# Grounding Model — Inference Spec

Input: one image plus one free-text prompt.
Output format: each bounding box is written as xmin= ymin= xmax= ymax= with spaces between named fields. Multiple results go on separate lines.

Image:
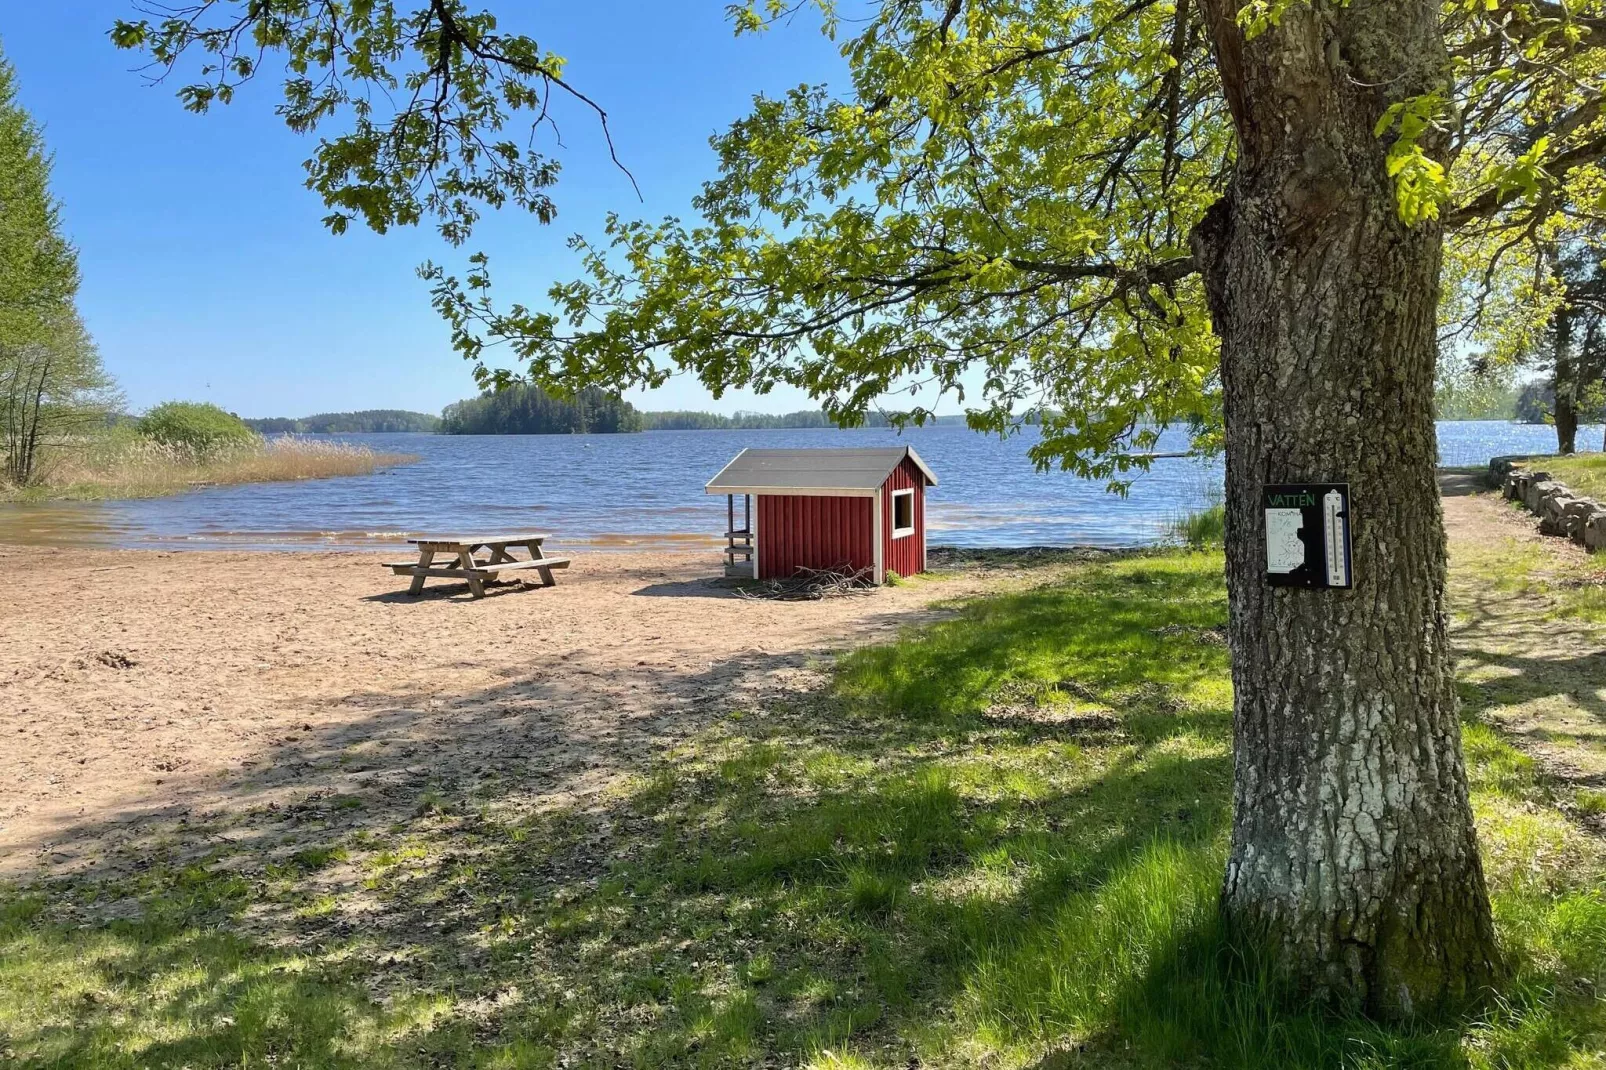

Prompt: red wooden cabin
xmin=705 ymin=447 xmax=938 ymax=584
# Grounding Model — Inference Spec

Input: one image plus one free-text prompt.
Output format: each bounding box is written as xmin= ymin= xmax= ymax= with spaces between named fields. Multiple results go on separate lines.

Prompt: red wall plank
xmin=757 ymin=494 xmax=874 ymax=580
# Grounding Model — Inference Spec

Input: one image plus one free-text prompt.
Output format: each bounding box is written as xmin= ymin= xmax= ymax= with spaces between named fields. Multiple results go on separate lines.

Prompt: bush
xmin=137 ymin=401 xmax=258 ymax=454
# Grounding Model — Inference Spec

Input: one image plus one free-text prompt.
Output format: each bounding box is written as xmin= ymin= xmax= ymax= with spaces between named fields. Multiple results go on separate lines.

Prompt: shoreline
xmin=0 ymin=538 xmax=1146 ymax=558
xmin=0 ymin=462 xmax=1520 ymax=555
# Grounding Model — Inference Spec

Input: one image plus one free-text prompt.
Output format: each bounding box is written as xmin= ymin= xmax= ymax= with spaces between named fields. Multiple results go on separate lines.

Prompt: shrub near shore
xmin=136 ymin=400 xmax=260 ymax=453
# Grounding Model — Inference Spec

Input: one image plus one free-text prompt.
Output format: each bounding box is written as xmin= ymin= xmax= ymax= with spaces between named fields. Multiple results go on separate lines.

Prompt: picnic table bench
xmin=384 ymin=533 xmax=569 ymax=599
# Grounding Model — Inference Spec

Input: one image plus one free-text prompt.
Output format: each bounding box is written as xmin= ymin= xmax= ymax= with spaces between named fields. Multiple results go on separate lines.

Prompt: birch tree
xmin=0 ymin=314 xmax=119 ymax=486
xmin=0 ymin=42 xmax=91 ymax=487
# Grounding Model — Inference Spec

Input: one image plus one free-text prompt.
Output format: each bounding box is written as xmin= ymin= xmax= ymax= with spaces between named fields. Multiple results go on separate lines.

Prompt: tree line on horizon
xmin=241 ymin=409 xmax=442 ymax=434
xmin=432 ymin=382 xmax=975 ymax=434
xmin=129 ymin=389 xmax=986 ymax=438
xmin=254 ymin=378 xmax=1550 ymax=434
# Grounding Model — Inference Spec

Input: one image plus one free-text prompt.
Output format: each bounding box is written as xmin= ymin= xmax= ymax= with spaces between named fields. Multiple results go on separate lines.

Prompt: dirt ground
xmin=0 ymin=545 xmax=1057 ymax=880
xmin=1442 ymin=481 xmax=1606 ymax=800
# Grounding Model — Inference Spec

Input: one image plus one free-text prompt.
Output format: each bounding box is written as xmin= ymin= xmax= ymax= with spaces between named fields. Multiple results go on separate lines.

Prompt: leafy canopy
xmin=111 ymin=1 xmax=633 ymax=243
xmin=138 ymin=401 xmax=259 ymax=454
xmin=114 ymin=1 xmax=1606 ymax=480
xmin=0 ymin=46 xmax=77 ymax=344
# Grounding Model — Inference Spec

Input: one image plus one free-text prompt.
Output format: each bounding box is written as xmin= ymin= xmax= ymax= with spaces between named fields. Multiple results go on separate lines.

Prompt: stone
xmin=1565 ymin=499 xmax=1599 ymax=545
xmin=1539 ymin=491 xmax=1577 ymax=536
xmin=1526 ymin=478 xmax=1560 ymax=514
xmin=1515 ymin=470 xmax=1551 ymax=509
xmin=1504 ymin=470 xmax=1527 ymax=500
xmin=1490 ymin=455 xmax=1538 ymax=480
xmin=1587 ymin=510 xmax=1606 ymax=552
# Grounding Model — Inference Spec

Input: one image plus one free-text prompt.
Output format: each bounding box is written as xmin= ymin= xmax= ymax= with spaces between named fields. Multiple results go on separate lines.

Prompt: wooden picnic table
xmin=384 ymin=533 xmax=570 ymax=599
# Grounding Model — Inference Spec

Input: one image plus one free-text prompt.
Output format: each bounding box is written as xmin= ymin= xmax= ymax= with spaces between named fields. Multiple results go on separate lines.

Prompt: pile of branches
xmin=735 ymin=564 xmax=876 ymax=601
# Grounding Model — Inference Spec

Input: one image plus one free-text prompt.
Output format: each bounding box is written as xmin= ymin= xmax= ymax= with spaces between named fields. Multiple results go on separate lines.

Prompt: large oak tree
xmin=116 ymin=0 xmax=1606 ymax=1015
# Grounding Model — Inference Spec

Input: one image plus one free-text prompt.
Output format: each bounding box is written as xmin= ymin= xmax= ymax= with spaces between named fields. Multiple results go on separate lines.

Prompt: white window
xmin=891 ymin=488 xmax=915 ymax=538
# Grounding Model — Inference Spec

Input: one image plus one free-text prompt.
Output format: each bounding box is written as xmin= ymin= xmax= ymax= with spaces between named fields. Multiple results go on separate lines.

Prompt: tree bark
xmin=1192 ymin=0 xmax=1500 ymax=1017
xmin=1553 ymin=305 xmax=1578 ymax=455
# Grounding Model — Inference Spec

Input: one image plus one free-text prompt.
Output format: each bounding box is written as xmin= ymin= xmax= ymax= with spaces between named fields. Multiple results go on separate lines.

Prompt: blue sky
xmin=2 ymin=3 xmax=868 ymax=418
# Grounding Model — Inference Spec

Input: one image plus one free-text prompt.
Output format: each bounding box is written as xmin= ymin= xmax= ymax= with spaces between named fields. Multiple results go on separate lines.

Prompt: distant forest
xmin=1514 ymin=381 xmax=1606 ymax=425
xmin=247 ymin=386 xmax=978 ymax=436
xmin=244 ymin=409 xmax=441 ymax=433
xmin=438 ymin=382 xmax=972 ymax=434
xmin=440 ymin=385 xmax=642 ymax=434
xmin=641 ymin=409 xmax=970 ymax=431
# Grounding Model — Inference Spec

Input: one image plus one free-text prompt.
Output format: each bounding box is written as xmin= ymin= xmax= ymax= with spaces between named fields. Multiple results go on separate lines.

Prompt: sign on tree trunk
xmin=1263 ymin=483 xmax=1352 ymax=589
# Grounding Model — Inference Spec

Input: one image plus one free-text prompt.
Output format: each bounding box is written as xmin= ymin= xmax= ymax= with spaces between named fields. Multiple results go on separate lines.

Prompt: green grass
xmin=1535 ymin=454 xmax=1606 ymax=501
xmin=1453 ymin=524 xmax=1606 ymax=624
xmin=5 ymin=549 xmax=1606 ymax=1067
xmin=1166 ymin=502 xmax=1225 ymax=548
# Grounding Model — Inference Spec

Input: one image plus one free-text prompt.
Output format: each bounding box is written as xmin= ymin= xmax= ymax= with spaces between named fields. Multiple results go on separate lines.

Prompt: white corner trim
xmin=752 ymin=494 xmax=760 ymax=580
xmin=919 ymin=488 xmax=927 ymax=573
xmin=872 ymin=490 xmax=884 ymax=585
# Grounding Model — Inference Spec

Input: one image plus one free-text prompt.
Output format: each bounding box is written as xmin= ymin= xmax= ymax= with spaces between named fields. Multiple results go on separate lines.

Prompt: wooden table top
xmin=408 ymin=533 xmax=551 ymax=547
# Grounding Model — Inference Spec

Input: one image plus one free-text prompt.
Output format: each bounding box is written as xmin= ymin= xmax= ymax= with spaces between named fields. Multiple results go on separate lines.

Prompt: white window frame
xmin=890 ymin=488 xmax=916 ymax=539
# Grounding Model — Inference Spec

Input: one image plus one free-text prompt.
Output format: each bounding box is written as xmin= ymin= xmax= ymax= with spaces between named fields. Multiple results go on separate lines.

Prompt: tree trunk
xmin=1553 ymin=305 xmax=1577 ymax=455
xmin=1193 ymin=0 xmax=1500 ymax=1017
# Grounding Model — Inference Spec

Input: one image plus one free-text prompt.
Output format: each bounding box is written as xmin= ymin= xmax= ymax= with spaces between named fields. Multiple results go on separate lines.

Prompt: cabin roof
xmin=704 ymin=446 xmax=937 ymax=496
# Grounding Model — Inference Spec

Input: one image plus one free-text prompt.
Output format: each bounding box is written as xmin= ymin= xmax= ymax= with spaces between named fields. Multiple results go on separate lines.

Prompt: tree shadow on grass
xmin=0 ymin=551 xmax=1243 ymax=1067
xmin=1455 ymin=646 xmax=1606 ymax=721
xmin=1 ymin=699 xmax=1235 ymax=1067
xmin=1445 ymin=552 xmax=1606 ymax=733
xmin=19 ymin=548 xmax=1591 ymax=1068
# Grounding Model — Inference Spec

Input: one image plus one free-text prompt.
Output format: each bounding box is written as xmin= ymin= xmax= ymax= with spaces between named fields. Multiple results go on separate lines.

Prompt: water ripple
xmin=0 ymin=422 xmax=1588 ymax=552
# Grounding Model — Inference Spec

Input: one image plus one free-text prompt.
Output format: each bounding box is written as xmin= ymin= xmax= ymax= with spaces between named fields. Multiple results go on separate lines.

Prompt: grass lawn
xmin=1532 ymin=454 xmax=1606 ymax=502
xmin=5 ymin=544 xmax=1606 ymax=1067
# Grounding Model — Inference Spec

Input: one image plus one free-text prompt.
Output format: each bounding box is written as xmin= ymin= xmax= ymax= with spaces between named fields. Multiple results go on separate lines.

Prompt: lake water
xmin=0 ymin=421 xmax=1595 ymax=552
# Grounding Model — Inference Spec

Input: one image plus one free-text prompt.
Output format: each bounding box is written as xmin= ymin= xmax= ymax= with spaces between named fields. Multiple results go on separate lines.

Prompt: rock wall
xmin=1490 ymin=456 xmax=1606 ymax=551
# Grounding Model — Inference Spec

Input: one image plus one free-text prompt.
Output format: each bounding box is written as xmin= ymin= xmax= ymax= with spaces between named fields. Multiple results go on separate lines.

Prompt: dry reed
xmin=6 ymin=435 xmax=416 ymax=501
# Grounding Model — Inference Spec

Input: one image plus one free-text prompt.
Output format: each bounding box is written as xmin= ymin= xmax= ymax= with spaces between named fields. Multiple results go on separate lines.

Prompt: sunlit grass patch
xmin=1537 ymin=454 xmax=1606 ymax=501
xmin=1553 ymin=574 xmax=1606 ymax=624
xmin=834 ymin=550 xmax=1231 ymax=723
xmin=0 ymin=896 xmax=405 ymax=1069
xmin=1464 ymin=722 xmax=1543 ymax=798
xmin=1451 ymin=536 xmax=1553 ymax=596
xmin=1449 ymin=521 xmax=1606 ymax=624
xmin=7 ymin=546 xmax=1606 ymax=1066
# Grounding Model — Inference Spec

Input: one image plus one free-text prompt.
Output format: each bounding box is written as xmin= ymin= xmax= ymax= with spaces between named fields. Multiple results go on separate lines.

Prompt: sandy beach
xmin=0 ymin=544 xmax=1025 ymax=880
